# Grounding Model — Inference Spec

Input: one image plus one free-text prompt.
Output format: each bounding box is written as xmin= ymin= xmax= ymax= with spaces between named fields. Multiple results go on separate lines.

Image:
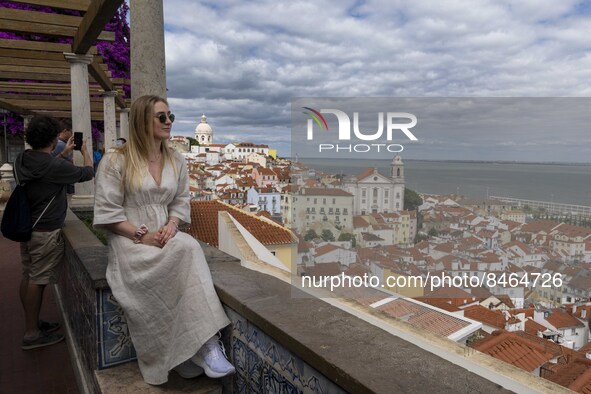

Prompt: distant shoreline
xmin=291 ymin=158 xmax=591 ymax=166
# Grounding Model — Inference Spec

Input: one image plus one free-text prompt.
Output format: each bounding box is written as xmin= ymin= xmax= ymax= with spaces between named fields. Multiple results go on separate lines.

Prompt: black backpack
xmin=1 ymin=161 xmax=55 ymax=242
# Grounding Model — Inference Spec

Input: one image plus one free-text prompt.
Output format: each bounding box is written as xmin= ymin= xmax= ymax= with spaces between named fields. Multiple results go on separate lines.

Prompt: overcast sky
xmin=161 ymin=0 xmax=591 ymax=162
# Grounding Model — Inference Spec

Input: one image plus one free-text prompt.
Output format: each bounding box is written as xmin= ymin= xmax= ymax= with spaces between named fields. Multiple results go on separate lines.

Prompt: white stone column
xmin=130 ymin=0 xmax=167 ymax=100
xmin=101 ymin=91 xmax=118 ymax=151
xmin=64 ymin=53 xmax=94 ymax=197
xmin=119 ymin=108 xmax=130 ymax=141
xmin=23 ymin=115 xmax=33 ymax=150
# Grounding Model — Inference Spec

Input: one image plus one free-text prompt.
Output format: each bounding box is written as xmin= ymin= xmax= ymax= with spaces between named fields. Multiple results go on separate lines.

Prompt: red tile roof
xmin=546 ymin=309 xmax=585 ymax=329
xmin=376 ymin=298 xmax=471 ymax=337
xmin=344 ymin=264 xmax=371 ymax=277
xmin=304 ymin=262 xmax=342 ymax=277
xmin=463 ymin=305 xmax=506 ymax=329
xmin=544 ymin=357 xmax=591 ymax=393
xmin=356 ymin=167 xmax=376 ymax=180
xmin=474 ymin=331 xmax=555 ymax=372
xmin=188 ymin=200 xmax=295 ymax=247
xmin=353 ymin=216 xmax=370 ymax=229
xmin=314 ymin=243 xmax=342 ymax=257
xmin=524 ymin=319 xmax=548 ymax=336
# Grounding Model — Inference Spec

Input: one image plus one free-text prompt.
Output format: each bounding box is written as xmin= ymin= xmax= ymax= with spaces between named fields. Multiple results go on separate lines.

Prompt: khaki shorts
xmin=20 ymin=229 xmax=64 ymax=285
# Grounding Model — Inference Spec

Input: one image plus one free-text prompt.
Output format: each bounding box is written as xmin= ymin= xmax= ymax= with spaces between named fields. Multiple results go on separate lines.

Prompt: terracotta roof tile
xmin=304 ymin=262 xmax=342 ymax=277
xmin=353 ymin=216 xmax=370 ymax=229
xmin=463 ymin=305 xmax=506 ymax=329
xmin=314 ymin=243 xmax=342 ymax=257
xmin=544 ymin=357 xmax=591 ymax=392
xmin=356 ymin=167 xmax=376 ymax=180
xmin=344 ymin=264 xmax=371 ymax=277
xmin=188 ymin=200 xmax=295 ymax=247
xmin=520 ymin=220 xmax=562 ymax=234
xmin=474 ymin=331 xmax=555 ymax=372
xmin=546 ymin=309 xmax=585 ymax=329
xmin=524 ymin=319 xmax=548 ymax=336
xmin=376 ymin=298 xmax=470 ymax=337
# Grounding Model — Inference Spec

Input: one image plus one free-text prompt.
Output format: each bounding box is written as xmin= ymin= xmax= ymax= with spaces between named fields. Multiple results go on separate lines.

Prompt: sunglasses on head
xmin=154 ymin=112 xmax=175 ymax=124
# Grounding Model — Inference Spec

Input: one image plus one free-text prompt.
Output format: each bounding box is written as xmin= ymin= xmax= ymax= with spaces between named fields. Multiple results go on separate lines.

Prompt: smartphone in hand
xmin=74 ymin=132 xmax=83 ymax=150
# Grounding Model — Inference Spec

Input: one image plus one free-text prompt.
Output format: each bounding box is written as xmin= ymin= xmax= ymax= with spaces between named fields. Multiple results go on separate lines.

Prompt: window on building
xmin=396 ymin=192 xmax=400 ymax=199
xmin=314 ymin=198 xmax=317 ymax=204
xmin=385 ymin=190 xmax=389 ymax=198
xmin=373 ymin=188 xmax=378 ymax=198
xmin=362 ymin=189 xmax=366 ymax=197
xmin=332 ymin=198 xmax=336 ymax=204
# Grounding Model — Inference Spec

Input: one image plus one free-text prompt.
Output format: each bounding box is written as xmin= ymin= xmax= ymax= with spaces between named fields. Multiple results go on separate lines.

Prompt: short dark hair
xmin=59 ymin=118 xmax=72 ymax=131
xmin=25 ymin=116 xmax=61 ymax=149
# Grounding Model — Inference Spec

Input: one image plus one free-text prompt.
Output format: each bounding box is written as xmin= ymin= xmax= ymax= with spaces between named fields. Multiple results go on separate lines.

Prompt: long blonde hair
xmin=117 ymin=95 xmax=177 ymax=192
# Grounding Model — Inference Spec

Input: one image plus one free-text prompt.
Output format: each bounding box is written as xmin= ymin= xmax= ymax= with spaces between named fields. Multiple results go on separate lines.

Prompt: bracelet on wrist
xmin=168 ymin=219 xmax=179 ymax=232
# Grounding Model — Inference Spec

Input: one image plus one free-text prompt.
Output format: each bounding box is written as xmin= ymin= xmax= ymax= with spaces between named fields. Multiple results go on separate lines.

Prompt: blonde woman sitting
xmin=94 ymin=95 xmax=235 ymax=385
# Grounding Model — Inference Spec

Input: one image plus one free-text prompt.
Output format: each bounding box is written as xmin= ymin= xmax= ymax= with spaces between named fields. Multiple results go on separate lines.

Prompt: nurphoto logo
xmin=303 ymin=107 xmax=418 ymax=154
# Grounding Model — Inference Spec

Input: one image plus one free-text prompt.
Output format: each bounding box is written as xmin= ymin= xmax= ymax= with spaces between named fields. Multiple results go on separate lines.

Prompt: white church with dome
xmin=195 ymin=114 xmax=213 ymax=146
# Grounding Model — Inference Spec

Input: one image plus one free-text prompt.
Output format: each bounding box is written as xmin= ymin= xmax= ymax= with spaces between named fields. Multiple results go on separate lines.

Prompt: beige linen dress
xmin=93 ymin=150 xmax=230 ymax=385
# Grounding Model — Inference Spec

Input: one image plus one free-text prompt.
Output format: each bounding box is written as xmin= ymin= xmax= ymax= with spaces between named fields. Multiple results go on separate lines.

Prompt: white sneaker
xmin=173 ymin=359 xmax=204 ymax=379
xmin=191 ymin=334 xmax=236 ymax=378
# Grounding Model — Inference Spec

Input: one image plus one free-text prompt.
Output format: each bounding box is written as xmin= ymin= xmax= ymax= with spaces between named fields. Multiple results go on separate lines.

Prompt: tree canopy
xmin=404 ymin=188 xmax=423 ymax=211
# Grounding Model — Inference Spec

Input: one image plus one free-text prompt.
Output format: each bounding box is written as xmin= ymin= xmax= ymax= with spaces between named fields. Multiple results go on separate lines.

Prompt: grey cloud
xmin=161 ymin=0 xmax=591 ymax=161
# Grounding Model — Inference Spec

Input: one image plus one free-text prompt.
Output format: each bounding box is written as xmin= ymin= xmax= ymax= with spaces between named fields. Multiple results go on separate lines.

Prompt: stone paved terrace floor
xmin=0 ymin=233 xmax=79 ymax=394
